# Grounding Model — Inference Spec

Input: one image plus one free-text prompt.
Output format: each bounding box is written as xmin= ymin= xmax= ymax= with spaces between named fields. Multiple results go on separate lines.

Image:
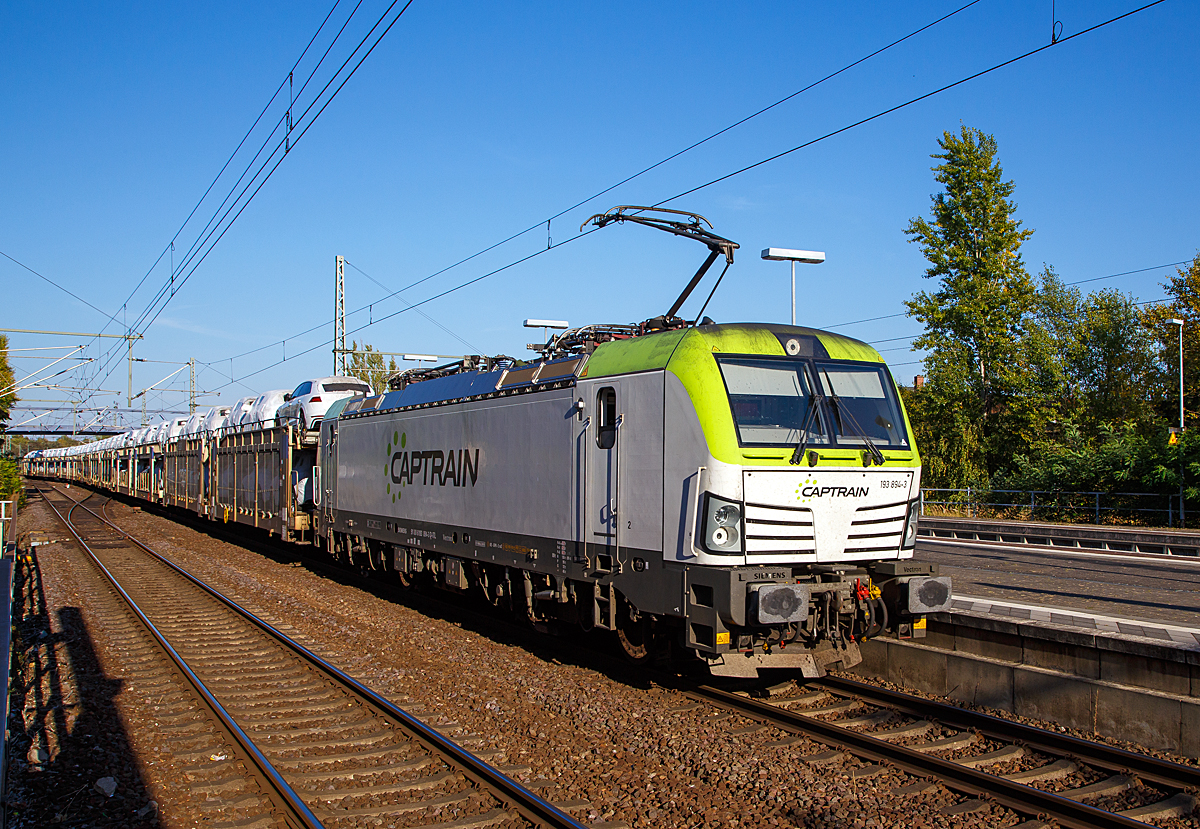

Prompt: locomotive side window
xmin=597 ymin=387 xmax=617 ymax=449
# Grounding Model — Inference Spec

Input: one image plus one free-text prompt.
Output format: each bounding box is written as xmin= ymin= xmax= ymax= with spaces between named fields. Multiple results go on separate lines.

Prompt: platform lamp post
xmin=761 ymin=249 xmax=825 ymax=325
xmin=1169 ymin=318 xmax=1185 ymax=527
xmin=524 ymin=319 xmax=569 ymax=354
xmin=402 ymin=354 xmax=439 ymax=368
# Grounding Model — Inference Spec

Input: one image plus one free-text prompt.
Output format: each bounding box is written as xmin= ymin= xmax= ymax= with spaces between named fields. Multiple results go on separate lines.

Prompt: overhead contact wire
xmin=652 ymin=1 xmax=1169 ymax=208
xmin=76 ymin=0 xmax=413 ymax=406
xmin=211 ymin=1 xmax=989 ymax=367
xmin=70 ymin=0 xmax=355 ymax=405
xmin=135 ymin=0 xmax=415 ymax=338
xmin=86 ymin=1 xmax=1173 ymax=412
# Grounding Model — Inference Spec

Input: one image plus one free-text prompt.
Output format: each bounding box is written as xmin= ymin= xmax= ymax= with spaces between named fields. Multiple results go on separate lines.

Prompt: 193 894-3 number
xmin=880 ymin=479 xmax=908 ymax=489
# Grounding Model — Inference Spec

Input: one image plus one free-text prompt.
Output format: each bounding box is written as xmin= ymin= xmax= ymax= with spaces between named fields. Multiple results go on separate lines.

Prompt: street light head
xmin=761 ymin=247 xmax=825 ymax=264
xmin=523 ymin=319 xmax=569 ymax=329
xmin=1168 ymin=318 xmax=1185 ymax=326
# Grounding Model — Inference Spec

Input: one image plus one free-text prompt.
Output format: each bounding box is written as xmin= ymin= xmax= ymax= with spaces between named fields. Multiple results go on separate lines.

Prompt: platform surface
xmin=949 ymin=593 xmax=1200 ymax=649
xmin=917 ymin=537 xmax=1200 ymax=629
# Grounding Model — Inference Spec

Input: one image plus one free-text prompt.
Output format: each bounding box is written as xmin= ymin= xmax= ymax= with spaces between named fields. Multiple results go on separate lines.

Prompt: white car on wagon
xmin=276 ymin=376 xmax=371 ymax=434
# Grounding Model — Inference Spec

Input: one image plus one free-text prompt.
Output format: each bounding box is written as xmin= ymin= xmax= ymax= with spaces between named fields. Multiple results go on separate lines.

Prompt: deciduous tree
xmin=1144 ymin=252 xmax=1200 ymax=428
xmin=0 ymin=334 xmax=15 ymax=427
xmin=347 ymin=341 xmax=397 ymax=395
xmin=904 ymin=126 xmax=1036 ymax=481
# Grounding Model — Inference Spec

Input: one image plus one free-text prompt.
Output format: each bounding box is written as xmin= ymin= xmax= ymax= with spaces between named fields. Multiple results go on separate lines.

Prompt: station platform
xmin=916 ymin=534 xmax=1200 ymax=627
xmin=857 ymin=533 xmax=1200 ymax=758
xmin=948 ymin=593 xmax=1200 ymax=648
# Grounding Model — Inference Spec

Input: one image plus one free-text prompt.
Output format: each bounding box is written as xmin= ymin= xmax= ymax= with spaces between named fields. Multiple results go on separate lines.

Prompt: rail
xmin=40 ymin=484 xmax=324 ymax=829
xmin=38 ymin=482 xmax=586 ymax=829
xmin=684 ymin=677 xmax=1198 ymax=829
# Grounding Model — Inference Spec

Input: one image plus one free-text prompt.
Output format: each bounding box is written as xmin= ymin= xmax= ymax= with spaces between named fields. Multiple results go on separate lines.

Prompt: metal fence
xmin=920 ymin=488 xmax=1189 ymax=529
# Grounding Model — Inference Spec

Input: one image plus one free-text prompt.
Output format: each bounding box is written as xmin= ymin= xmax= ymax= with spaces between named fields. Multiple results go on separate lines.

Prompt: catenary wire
xmin=131 ymin=0 xmax=415 ymax=339
xmin=202 ymin=0 xmax=1169 ymax=396
xmin=115 ymin=0 xmax=349 ymax=323
xmin=249 ymin=0 xmax=1172 ymax=370
xmin=78 ymin=0 xmax=377 ymax=393
xmin=127 ymin=0 xmax=379 ymax=336
xmin=55 ymin=0 xmax=357 ymax=417
xmin=0 ymin=249 xmax=123 ymax=326
xmin=211 ymin=1 xmax=987 ymax=367
xmin=206 ymin=229 xmax=601 ymax=392
xmin=76 ymin=0 xmax=414 ymax=406
xmin=826 ymin=257 xmax=1188 ymax=330
xmin=63 ymin=0 xmax=359 ymax=407
xmin=58 ymin=1 xmax=1174 ymax=420
xmin=649 ymin=1 xmax=1168 ymax=208
xmin=148 ymin=0 xmax=368 ymax=304
xmin=344 ymin=260 xmax=484 ymax=354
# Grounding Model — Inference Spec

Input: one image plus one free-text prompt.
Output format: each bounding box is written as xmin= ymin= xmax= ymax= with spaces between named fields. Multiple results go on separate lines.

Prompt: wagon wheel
xmin=616 ymin=592 xmax=653 ymax=663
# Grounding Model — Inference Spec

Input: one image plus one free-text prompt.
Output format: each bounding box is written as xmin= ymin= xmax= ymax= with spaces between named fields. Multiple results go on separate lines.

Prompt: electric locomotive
xmin=316 ymin=208 xmax=950 ymax=677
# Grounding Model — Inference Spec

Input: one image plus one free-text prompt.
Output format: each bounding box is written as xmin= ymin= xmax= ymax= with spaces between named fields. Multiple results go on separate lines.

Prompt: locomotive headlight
xmin=703 ymin=494 xmax=744 ymax=553
xmin=711 ymin=525 xmax=739 ymax=548
xmin=714 ymin=504 xmax=741 ymax=527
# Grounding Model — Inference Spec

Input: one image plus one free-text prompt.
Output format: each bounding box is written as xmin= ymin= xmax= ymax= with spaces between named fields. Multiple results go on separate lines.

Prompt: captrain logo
xmin=384 ymin=431 xmax=405 ymax=504
xmin=384 ymin=429 xmax=479 ymax=503
xmin=796 ymin=476 xmax=869 ymax=503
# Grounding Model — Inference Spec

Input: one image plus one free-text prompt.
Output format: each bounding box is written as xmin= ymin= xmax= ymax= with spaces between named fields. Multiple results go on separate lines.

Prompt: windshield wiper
xmin=828 ymin=394 xmax=885 ymax=466
xmin=789 ymin=393 xmax=824 ymax=465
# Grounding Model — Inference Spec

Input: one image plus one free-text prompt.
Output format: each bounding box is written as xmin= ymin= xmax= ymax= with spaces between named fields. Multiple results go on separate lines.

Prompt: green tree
xmin=904 ymin=126 xmax=1036 ymax=482
xmin=347 ymin=341 xmax=397 ymax=395
xmin=1027 ymin=266 xmax=1081 ymax=413
xmin=900 ymin=361 xmax=987 ymax=489
xmin=1071 ymin=289 xmax=1155 ymax=429
xmin=0 ymin=334 xmax=15 ymax=427
xmin=0 ymin=334 xmax=19 ymax=502
xmin=0 ymin=457 xmax=18 ymax=503
xmin=1026 ymin=268 xmax=1156 ymax=436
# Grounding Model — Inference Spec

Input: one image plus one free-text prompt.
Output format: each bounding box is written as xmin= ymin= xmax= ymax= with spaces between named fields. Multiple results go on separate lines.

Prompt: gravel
xmin=15 ymin=486 xmax=1198 ymax=828
xmin=7 ymin=495 xmax=227 ymax=828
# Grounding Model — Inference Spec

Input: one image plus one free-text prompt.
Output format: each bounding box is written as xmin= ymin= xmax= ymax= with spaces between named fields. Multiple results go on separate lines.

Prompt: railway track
xmin=35 ymin=482 xmax=585 ymax=829
xmin=159 ymin=481 xmax=1199 ymax=828
xmin=682 ymin=676 xmax=1200 ymax=829
xmin=36 ymin=481 xmax=1200 ymax=828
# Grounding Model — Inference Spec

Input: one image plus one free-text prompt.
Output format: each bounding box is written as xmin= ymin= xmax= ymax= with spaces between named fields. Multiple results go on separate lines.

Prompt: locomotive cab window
xmin=717 ymin=357 xmax=828 ymax=447
xmin=596 ymin=387 xmax=617 ymax=449
xmin=717 ymin=356 xmax=910 ymax=450
xmin=815 ymin=362 xmax=909 ymax=449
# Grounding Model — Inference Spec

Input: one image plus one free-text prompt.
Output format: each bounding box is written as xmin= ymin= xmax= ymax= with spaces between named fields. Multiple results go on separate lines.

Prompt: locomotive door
xmin=585 ymin=383 xmax=624 ymax=572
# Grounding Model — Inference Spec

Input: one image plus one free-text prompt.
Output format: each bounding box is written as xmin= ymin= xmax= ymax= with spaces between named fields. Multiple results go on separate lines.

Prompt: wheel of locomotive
xmin=349 ymin=536 xmax=371 ymax=575
xmin=330 ymin=533 xmax=349 ymax=565
xmin=365 ymin=538 xmax=387 ymax=572
xmin=615 ymin=592 xmax=653 ymax=663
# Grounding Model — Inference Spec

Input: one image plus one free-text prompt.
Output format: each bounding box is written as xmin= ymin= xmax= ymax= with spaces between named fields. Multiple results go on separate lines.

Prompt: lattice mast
xmin=334 ymin=255 xmax=346 ymax=375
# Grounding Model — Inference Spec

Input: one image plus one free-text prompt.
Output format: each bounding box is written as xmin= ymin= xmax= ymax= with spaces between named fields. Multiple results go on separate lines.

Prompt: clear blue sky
xmin=4 ymin=0 xmax=1197 ymax=431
